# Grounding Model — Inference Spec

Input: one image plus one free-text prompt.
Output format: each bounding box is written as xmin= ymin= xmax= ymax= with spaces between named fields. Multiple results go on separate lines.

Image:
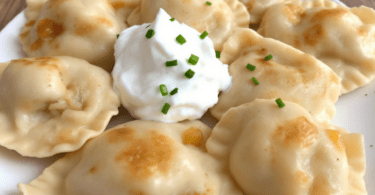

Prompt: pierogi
xmin=18 ymin=120 xmax=242 ymax=195
xmin=127 ymin=0 xmax=250 ymax=51
xmin=210 ymin=28 xmax=340 ymax=124
xmin=0 ymin=56 xmax=120 ymax=157
xmin=20 ymin=0 xmax=129 ymax=71
xmin=258 ymin=0 xmax=375 ymax=94
xmin=206 ymin=99 xmax=367 ymax=195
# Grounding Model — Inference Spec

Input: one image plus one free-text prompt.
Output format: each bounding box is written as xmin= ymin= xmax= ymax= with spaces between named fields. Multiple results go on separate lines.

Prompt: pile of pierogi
xmin=0 ymin=0 xmax=372 ymax=194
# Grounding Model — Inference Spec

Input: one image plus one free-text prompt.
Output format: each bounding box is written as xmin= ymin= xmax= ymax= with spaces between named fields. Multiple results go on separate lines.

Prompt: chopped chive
xmin=170 ymin=18 xmax=175 ymax=21
xmin=265 ymin=54 xmax=273 ymax=61
xmin=176 ymin=34 xmax=186 ymax=45
xmin=246 ymin=64 xmax=256 ymax=71
xmin=184 ymin=69 xmax=195 ymax=79
xmin=146 ymin=25 xmax=150 ymax=28
xmin=170 ymin=88 xmax=178 ymax=95
xmin=215 ymin=51 xmax=221 ymax=58
xmin=251 ymin=77 xmax=259 ymax=85
xmin=159 ymin=84 xmax=168 ymax=96
xmin=162 ymin=103 xmax=171 ymax=114
xmin=117 ymin=34 xmax=120 ymax=38
xmin=188 ymin=54 xmax=199 ymax=65
xmin=166 ymin=60 xmax=178 ymax=67
xmin=145 ymin=29 xmax=155 ymax=39
xmin=200 ymin=31 xmax=208 ymax=39
xmin=206 ymin=1 xmax=212 ymax=5
xmin=365 ymin=94 xmax=368 ymax=96
xmin=275 ymin=98 xmax=285 ymax=108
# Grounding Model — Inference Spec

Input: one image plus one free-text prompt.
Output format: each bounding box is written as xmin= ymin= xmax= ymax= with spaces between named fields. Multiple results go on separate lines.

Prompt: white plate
xmin=0 ymin=4 xmax=374 ymax=195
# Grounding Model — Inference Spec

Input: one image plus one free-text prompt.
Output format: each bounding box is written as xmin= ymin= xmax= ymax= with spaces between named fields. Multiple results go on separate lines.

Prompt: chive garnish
xmin=160 ymin=84 xmax=168 ymax=96
xmin=145 ymin=29 xmax=155 ymax=39
xmin=265 ymin=54 xmax=273 ymax=61
xmin=275 ymin=98 xmax=285 ymax=108
xmin=176 ymin=34 xmax=186 ymax=45
xmin=206 ymin=1 xmax=212 ymax=5
xmin=166 ymin=60 xmax=178 ymax=67
xmin=146 ymin=25 xmax=150 ymax=28
xmin=170 ymin=18 xmax=175 ymax=21
xmin=184 ymin=69 xmax=195 ymax=79
xmin=117 ymin=34 xmax=120 ymax=38
xmin=162 ymin=103 xmax=171 ymax=114
xmin=200 ymin=31 xmax=208 ymax=39
xmin=246 ymin=64 xmax=256 ymax=71
xmin=188 ymin=54 xmax=199 ymax=65
xmin=215 ymin=51 xmax=220 ymax=58
xmin=170 ymin=88 xmax=178 ymax=95
xmin=251 ymin=77 xmax=259 ymax=85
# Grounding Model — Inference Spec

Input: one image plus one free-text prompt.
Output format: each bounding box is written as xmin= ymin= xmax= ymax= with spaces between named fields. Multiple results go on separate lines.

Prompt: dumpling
xmin=210 ymin=28 xmax=340 ymax=124
xmin=127 ymin=0 xmax=250 ymax=51
xmin=0 ymin=56 xmax=120 ymax=157
xmin=206 ymin=99 xmax=367 ymax=195
xmin=239 ymin=0 xmax=299 ymax=24
xmin=18 ymin=120 xmax=242 ymax=195
xmin=20 ymin=0 xmax=127 ymax=71
xmin=107 ymin=0 xmax=141 ymax=24
xmin=258 ymin=0 xmax=375 ymax=94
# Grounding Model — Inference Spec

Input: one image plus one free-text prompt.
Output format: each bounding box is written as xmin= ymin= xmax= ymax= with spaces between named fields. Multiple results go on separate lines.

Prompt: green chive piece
xmin=265 ymin=54 xmax=273 ymax=61
xmin=145 ymin=29 xmax=155 ymax=39
xmin=162 ymin=103 xmax=171 ymax=114
xmin=365 ymin=94 xmax=368 ymax=96
xmin=246 ymin=64 xmax=256 ymax=71
xmin=251 ymin=77 xmax=259 ymax=85
xmin=159 ymin=84 xmax=168 ymax=96
xmin=146 ymin=25 xmax=150 ymax=28
xmin=206 ymin=1 xmax=212 ymax=5
xmin=184 ymin=69 xmax=195 ymax=79
xmin=215 ymin=51 xmax=221 ymax=58
xmin=170 ymin=88 xmax=178 ymax=95
xmin=176 ymin=34 xmax=186 ymax=45
xmin=170 ymin=18 xmax=175 ymax=21
xmin=117 ymin=34 xmax=120 ymax=38
xmin=200 ymin=31 xmax=208 ymax=39
xmin=275 ymin=98 xmax=285 ymax=108
xmin=166 ymin=60 xmax=178 ymax=67
xmin=188 ymin=54 xmax=199 ymax=65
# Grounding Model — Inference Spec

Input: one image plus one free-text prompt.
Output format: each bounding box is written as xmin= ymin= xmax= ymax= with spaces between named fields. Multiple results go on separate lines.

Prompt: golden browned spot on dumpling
xmin=182 ymin=127 xmax=204 ymax=147
xmin=282 ymin=4 xmax=306 ymax=25
xmin=310 ymin=8 xmax=349 ymax=23
xmin=304 ymin=24 xmax=325 ymax=46
xmin=48 ymin=0 xmax=71 ymax=9
xmin=274 ymin=116 xmax=319 ymax=148
xmin=30 ymin=18 xmax=65 ymax=51
xmin=246 ymin=0 xmax=256 ymax=11
xmin=256 ymin=48 xmax=268 ymax=56
xmin=88 ymin=166 xmax=98 ymax=174
xmin=25 ymin=20 xmax=35 ymax=27
xmin=56 ymin=129 xmax=77 ymax=144
xmin=106 ymin=127 xmax=135 ymax=143
xmin=115 ymin=131 xmax=175 ymax=180
xmin=74 ymin=20 xmax=95 ymax=36
xmin=129 ymin=191 xmax=145 ymax=195
xmin=12 ymin=59 xmax=34 ymax=66
xmin=294 ymin=170 xmax=311 ymax=185
xmin=96 ymin=17 xmax=113 ymax=27
xmin=325 ymin=129 xmax=345 ymax=152
xmin=309 ymin=175 xmax=332 ymax=195
xmin=110 ymin=1 xmax=138 ymax=9
xmin=20 ymin=30 xmax=30 ymax=39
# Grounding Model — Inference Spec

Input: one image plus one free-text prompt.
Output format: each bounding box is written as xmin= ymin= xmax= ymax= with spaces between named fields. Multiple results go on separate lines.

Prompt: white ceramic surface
xmin=0 ymin=3 xmax=373 ymax=195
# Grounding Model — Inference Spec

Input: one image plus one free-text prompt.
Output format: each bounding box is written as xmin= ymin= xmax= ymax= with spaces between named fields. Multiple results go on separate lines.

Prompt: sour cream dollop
xmin=112 ymin=9 xmax=232 ymax=123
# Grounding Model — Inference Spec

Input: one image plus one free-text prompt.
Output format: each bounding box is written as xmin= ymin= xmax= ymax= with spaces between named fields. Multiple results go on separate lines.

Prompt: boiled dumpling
xmin=0 ymin=56 xmax=120 ymax=157
xmin=210 ymin=28 xmax=340 ymax=124
xmin=258 ymin=0 xmax=375 ymax=94
xmin=127 ymin=0 xmax=250 ymax=51
xmin=18 ymin=120 xmax=242 ymax=195
xmin=207 ymin=99 xmax=367 ymax=195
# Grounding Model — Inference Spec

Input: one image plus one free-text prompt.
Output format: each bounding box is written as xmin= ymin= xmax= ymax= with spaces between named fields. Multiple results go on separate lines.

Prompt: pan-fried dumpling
xmin=107 ymin=0 xmax=141 ymax=24
xmin=18 ymin=120 xmax=242 ymax=195
xmin=210 ymin=29 xmax=340 ymax=124
xmin=206 ymin=99 xmax=367 ymax=195
xmin=0 ymin=56 xmax=120 ymax=158
xmin=127 ymin=0 xmax=250 ymax=51
xmin=258 ymin=0 xmax=375 ymax=94
xmin=239 ymin=0 xmax=299 ymax=24
xmin=20 ymin=0 xmax=127 ymax=71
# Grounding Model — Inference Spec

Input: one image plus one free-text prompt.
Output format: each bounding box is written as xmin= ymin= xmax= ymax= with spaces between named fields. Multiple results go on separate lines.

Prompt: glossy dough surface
xmin=127 ymin=0 xmax=250 ymax=51
xmin=18 ymin=120 xmax=242 ymax=195
xmin=0 ymin=57 xmax=120 ymax=157
xmin=20 ymin=0 xmax=129 ymax=71
xmin=211 ymin=28 xmax=340 ymax=124
xmin=258 ymin=0 xmax=375 ymax=94
xmin=206 ymin=99 xmax=367 ymax=195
